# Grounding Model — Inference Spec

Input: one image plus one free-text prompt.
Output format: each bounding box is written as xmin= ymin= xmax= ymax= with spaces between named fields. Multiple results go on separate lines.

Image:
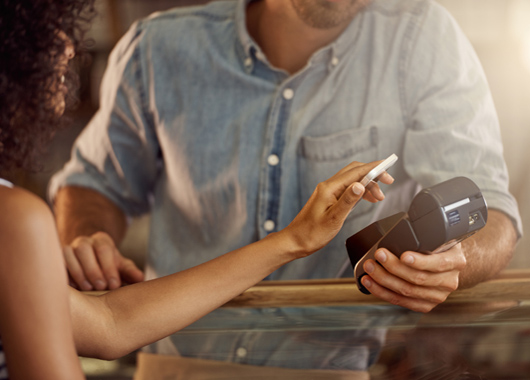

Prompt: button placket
xmin=263 ymin=220 xmax=275 ymax=232
xmin=267 ymin=154 xmax=279 ymax=166
xmin=282 ymin=88 xmax=294 ymax=100
xmin=258 ymin=77 xmax=299 ymax=239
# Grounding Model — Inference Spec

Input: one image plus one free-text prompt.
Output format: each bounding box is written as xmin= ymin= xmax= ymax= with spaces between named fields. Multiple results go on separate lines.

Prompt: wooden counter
xmin=222 ymin=269 xmax=530 ymax=308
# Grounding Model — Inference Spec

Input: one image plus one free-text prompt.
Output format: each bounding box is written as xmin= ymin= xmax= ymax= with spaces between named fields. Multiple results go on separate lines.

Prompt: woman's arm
xmin=0 ymin=187 xmax=85 ymax=380
xmin=71 ymin=160 xmax=391 ymax=360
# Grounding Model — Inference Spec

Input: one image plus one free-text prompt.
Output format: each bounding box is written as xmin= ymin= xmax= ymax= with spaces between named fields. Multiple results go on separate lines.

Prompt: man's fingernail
xmin=403 ymin=254 xmax=414 ymax=264
xmin=109 ymin=278 xmax=120 ymax=289
xmin=375 ymin=250 xmax=387 ymax=263
xmin=81 ymin=281 xmax=93 ymax=290
xmin=365 ymin=261 xmax=375 ymax=274
xmin=362 ymin=277 xmax=372 ymax=288
xmin=352 ymin=183 xmax=364 ymax=195
xmin=95 ymin=280 xmax=106 ymax=289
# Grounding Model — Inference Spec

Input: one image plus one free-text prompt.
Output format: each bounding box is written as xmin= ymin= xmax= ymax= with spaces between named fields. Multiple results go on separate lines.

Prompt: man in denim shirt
xmin=50 ymin=0 xmax=521 ymax=370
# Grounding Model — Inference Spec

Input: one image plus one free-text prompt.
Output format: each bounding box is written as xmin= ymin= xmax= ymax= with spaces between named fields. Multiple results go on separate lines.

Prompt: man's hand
xmin=360 ymin=244 xmax=467 ymax=313
xmin=53 ymin=186 xmax=144 ymax=290
xmin=64 ymin=231 xmax=144 ymax=291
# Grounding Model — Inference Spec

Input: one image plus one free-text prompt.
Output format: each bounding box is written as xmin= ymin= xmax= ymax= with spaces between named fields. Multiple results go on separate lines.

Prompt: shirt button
xmin=264 ymin=220 xmax=275 ymax=232
xmin=283 ymin=88 xmax=294 ymax=100
xmin=331 ymin=56 xmax=339 ymax=66
xmin=267 ymin=154 xmax=280 ymax=166
xmin=244 ymin=57 xmax=252 ymax=67
xmin=236 ymin=347 xmax=247 ymax=358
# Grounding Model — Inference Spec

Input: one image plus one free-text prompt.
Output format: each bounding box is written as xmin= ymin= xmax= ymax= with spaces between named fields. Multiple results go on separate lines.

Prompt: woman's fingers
xmin=310 ymin=160 xmax=395 ymax=222
xmin=284 ymin=158 xmax=395 ymax=256
xmin=363 ymin=182 xmax=385 ymax=202
xmin=330 ymin=161 xmax=394 ymax=203
xmin=326 ymin=182 xmax=365 ymax=224
xmin=377 ymin=172 xmax=394 ymax=185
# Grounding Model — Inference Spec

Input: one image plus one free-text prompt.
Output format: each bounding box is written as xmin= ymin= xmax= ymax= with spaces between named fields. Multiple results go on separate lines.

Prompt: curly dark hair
xmin=0 ymin=0 xmax=95 ymax=177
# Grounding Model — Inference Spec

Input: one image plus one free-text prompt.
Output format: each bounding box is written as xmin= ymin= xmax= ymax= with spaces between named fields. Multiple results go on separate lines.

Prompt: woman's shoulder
xmin=0 ymin=185 xmax=55 ymax=235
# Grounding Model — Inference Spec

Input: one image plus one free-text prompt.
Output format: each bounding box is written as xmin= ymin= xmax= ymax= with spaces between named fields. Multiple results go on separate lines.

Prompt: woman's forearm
xmin=72 ymin=230 xmax=300 ymax=359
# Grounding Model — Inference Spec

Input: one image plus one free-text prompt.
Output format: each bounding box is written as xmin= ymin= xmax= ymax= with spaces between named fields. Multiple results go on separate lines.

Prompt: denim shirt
xmin=49 ymin=0 xmax=522 ymax=369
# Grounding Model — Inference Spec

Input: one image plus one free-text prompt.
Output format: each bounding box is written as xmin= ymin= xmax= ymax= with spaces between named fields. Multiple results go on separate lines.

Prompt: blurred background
xmin=13 ymin=0 xmax=530 ymax=377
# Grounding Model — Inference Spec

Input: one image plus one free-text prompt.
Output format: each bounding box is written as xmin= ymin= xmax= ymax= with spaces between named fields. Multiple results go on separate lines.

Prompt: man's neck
xmin=246 ymin=0 xmax=356 ymax=75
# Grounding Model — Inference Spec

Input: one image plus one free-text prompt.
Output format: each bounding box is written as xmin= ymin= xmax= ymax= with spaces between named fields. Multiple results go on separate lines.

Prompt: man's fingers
xmin=374 ymin=249 xmax=460 ymax=290
xmin=363 ymin=258 xmax=452 ymax=304
xmin=71 ymin=237 xmax=108 ymax=290
xmin=68 ymin=275 xmax=80 ymax=290
xmin=93 ymin=240 xmax=122 ymax=290
xmin=64 ymin=246 xmax=92 ymax=290
xmin=360 ymin=275 xmax=438 ymax=313
xmin=66 ymin=232 xmax=137 ymax=290
xmin=400 ymin=246 xmax=467 ymax=273
xmin=119 ymin=258 xmax=145 ymax=284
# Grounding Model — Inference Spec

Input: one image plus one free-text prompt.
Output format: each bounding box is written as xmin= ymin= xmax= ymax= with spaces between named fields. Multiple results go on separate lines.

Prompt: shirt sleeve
xmin=400 ymin=1 xmax=523 ymax=236
xmin=49 ymin=20 xmax=160 ymax=217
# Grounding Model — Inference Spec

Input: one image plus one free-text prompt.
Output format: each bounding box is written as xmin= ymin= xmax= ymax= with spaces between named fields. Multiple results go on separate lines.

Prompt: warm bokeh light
xmin=508 ymin=0 xmax=530 ymax=73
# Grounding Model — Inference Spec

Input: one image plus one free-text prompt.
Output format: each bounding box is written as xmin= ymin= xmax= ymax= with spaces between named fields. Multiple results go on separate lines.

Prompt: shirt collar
xmin=329 ymin=6 xmax=365 ymax=60
xmin=235 ymin=0 xmax=256 ymax=59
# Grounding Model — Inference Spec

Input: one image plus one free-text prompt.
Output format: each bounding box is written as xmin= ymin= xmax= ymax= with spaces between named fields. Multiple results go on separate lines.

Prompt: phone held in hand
xmin=361 ymin=154 xmax=398 ymax=188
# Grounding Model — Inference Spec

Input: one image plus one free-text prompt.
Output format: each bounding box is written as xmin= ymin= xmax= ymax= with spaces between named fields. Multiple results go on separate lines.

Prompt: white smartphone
xmin=360 ymin=154 xmax=398 ymax=187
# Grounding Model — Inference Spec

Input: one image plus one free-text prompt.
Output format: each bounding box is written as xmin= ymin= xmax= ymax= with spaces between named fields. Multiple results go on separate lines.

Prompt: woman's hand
xmin=283 ymin=160 xmax=394 ymax=258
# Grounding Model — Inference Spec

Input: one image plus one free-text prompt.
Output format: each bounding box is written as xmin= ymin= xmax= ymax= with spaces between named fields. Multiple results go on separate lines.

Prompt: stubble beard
xmin=290 ymin=0 xmax=371 ymax=30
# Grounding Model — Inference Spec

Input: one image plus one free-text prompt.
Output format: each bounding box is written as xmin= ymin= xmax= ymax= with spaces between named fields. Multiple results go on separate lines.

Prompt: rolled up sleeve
xmin=49 ymin=21 xmax=161 ymax=217
xmin=400 ymin=2 xmax=523 ymax=236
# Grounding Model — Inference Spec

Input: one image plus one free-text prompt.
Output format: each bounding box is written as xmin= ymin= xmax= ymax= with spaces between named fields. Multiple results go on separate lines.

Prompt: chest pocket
xmin=298 ymin=125 xmax=379 ymax=220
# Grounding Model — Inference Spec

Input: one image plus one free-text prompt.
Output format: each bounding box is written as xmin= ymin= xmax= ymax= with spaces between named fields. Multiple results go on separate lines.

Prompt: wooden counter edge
xmin=85 ymin=269 xmax=530 ymax=308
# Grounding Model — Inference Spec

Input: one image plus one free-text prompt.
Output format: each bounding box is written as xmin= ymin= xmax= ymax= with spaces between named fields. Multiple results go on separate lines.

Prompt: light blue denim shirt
xmin=50 ymin=0 xmax=522 ymax=370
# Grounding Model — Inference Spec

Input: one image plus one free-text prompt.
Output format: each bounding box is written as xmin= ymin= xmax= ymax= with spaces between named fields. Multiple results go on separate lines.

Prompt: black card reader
xmin=346 ymin=177 xmax=488 ymax=294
